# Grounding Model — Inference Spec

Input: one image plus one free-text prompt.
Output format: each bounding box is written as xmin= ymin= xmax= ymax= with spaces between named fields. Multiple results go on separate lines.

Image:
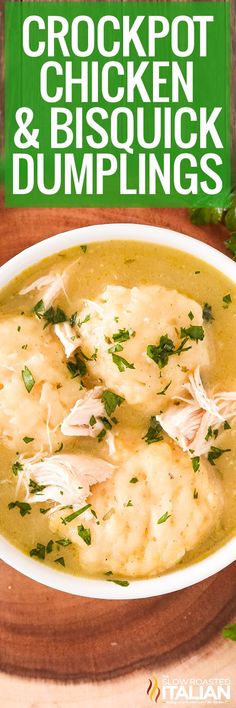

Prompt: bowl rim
xmin=0 ymin=221 xmax=235 ymax=600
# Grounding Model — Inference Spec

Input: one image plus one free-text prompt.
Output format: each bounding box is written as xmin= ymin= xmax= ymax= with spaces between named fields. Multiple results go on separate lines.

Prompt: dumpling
xmin=0 ymin=314 xmax=82 ymax=452
xmin=49 ymin=440 xmax=223 ymax=578
xmin=77 ymin=285 xmax=210 ymax=412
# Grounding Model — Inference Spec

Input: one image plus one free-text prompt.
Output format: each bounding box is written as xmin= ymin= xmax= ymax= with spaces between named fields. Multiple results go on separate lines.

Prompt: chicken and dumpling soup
xmin=0 ymin=240 xmax=236 ymax=584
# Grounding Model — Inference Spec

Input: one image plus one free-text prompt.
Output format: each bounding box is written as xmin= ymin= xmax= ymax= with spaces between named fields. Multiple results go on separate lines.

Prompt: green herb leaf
xmin=55 ymin=556 xmax=65 ymax=566
xmin=188 ymin=311 xmax=194 ymax=321
xmin=101 ymin=390 xmax=125 ymax=417
xmin=89 ymin=415 xmax=96 ymax=427
xmin=43 ymin=306 xmax=67 ymax=327
xmin=29 ymin=479 xmax=46 ymax=495
xmin=112 ymin=328 xmax=135 ymax=343
xmin=224 ymin=420 xmax=231 ymax=430
xmin=12 ymin=460 xmax=23 ymax=476
xmin=192 ymin=456 xmax=200 ymax=472
xmin=143 ymin=417 xmax=163 ymax=445
xmin=77 ymin=524 xmax=91 ymax=546
xmin=223 ymin=293 xmax=232 ymax=308
xmin=111 ymin=353 xmax=135 ymax=372
xmin=23 ymin=436 xmax=34 ymax=444
xmin=147 ymin=335 xmax=191 ymax=369
xmin=193 ymin=488 xmax=199 ymax=499
xmin=67 ymin=353 xmax=87 ymax=378
xmin=33 ymin=299 xmax=45 ymax=319
xmin=157 ymin=511 xmax=171 ymax=524
xmin=208 ymin=446 xmax=231 ymax=466
xmin=22 ymin=366 xmax=35 ymax=393
xmin=222 ymin=623 xmax=236 ymax=641
xmin=8 ymin=501 xmax=31 ymax=517
xmin=97 ymin=428 xmax=107 ymax=443
xmin=55 ymin=538 xmax=72 ymax=547
xmin=202 ymin=303 xmax=214 ymax=323
xmin=129 ymin=477 xmax=138 ymax=484
xmin=63 ymin=504 xmax=91 ymax=524
xmin=157 ymin=381 xmax=171 ymax=396
xmin=180 ymin=326 xmax=204 ymax=341
xmin=80 ymin=244 xmax=87 ymax=253
xmin=107 ymin=579 xmax=130 ymax=587
xmin=46 ymin=539 xmax=54 ymax=554
xmin=30 ymin=543 xmax=45 ymax=560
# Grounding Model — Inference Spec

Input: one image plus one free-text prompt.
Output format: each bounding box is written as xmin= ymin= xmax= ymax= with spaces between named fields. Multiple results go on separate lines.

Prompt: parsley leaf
xmin=33 ymin=299 xmax=45 ymax=319
xmin=66 ymin=353 xmax=87 ymax=378
xmin=29 ymin=479 xmax=46 ymax=494
xmin=80 ymin=244 xmax=87 ymax=253
xmin=12 ymin=460 xmax=23 ymax=476
xmin=101 ymin=390 xmax=125 ymax=416
xmin=77 ymin=524 xmax=91 ymax=545
xmin=223 ymin=623 xmax=236 ymax=641
xmin=147 ymin=335 xmax=191 ymax=369
xmin=192 ymin=456 xmax=200 ymax=472
xmin=157 ymin=381 xmax=171 ymax=396
xmin=63 ymin=504 xmax=91 ymax=524
xmin=143 ymin=417 xmax=163 ymax=445
xmin=208 ymin=446 xmax=231 ymax=466
xmin=111 ymin=353 xmax=135 ymax=372
xmin=55 ymin=538 xmax=72 ymax=547
xmin=180 ymin=325 xmax=204 ymax=341
xmin=157 ymin=511 xmax=171 ymax=524
xmin=23 ymin=436 xmax=34 ymax=444
xmin=202 ymin=303 xmax=214 ymax=323
xmin=22 ymin=366 xmax=35 ymax=393
xmin=129 ymin=477 xmax=138 ymax=484
xmin=223 ymin=294 xmax=232 ymax=308
xmin=55 ymin=556 xmax=65 ymax=566
xmin=107 ymin=579 xmax=130 ymax=587
xmin=8 ymin=501 xmax=31 ymax=517
xmin=30 ymin=543 xmax=45 ymax=560
xmin=43 ymin=306 xmax=67 ymax=327
xmin=46 ymin=539 xmax=54 ymax=554
xmin=112 ymin=328 xmax=135 ymax=343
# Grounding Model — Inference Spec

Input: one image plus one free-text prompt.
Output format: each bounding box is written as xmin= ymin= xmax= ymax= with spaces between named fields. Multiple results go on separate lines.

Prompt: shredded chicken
xmin=54 ymin=322 xmax=81 ymax=358
xmin=15 ymin=452 xmax=114 ymax=514
xmin=61 ymin=386 xmax=105 ymax=438
xmin=20 ymin=273 xmax=66 ymax=309
xmin=156 ymin=367 xmax=236 ymax=456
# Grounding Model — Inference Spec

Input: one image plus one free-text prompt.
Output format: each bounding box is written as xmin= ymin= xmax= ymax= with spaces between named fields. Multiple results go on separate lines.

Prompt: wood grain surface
xmin=0 ymin=188 xmax=235 ymax=684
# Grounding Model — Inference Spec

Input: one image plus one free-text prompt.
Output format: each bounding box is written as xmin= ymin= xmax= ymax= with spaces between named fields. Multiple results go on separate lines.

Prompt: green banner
xmin=5 ymin=1 xmax=230 ymax=207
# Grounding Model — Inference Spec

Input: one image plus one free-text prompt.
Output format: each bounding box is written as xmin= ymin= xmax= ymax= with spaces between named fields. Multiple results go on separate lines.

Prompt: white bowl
xmin=0 ymin=223 xmax=236 ymax=600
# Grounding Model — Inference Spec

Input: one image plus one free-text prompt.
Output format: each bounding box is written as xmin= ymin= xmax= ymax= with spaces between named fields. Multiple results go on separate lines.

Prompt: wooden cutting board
xmin=0 ymin=189 xmax=235 ymax=682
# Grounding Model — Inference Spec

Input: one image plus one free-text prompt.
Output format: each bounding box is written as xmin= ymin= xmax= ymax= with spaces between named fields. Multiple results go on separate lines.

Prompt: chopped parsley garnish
xmin=223 ymin=293 xmax=232 ymax=308
xmin=63 ymin=504 xmax=91 ymax=524
xmin=55 ymin=556 xmax=65 ymax=566
xmin=97 ymin=428 xmax=107 ymax=443
xmin=143 ymin=417 xmax=164 ymax=445
xmin=55 ymin=442 xmax=64 ymax=453
xmin=157 ymin=381 xmax=171 ymax=396
xmin=104 ymin=570 xmax=113 ymax=576
xmin=23 ymin=436 xmax=34 ymax=444
xmin=205 ymin=426 xmax=218 ymax=441
xmin=180 ymin=325 xmax=204 ymax=341
xmin=208 ymin=446 xmax=231 ymax=466
xmin=89 ymin=415 xmax=96 ymax=427
xmin=193 ymin=488 xmax=199 ymax=499
xmin=77 ymin=314 xmax=91 ymax=327
xmin=107 ymin=579 xmax=130 ymax=587
xmin=101 ymin=390 xmax=125 ymax=417
xmin=77 ymin=524 xmax=91 ymax=545
xmin=99 ymin=416 xmax=112 ymax=431
xmin=43 ymin=306 xmax=67 ymax=327
xmin=46 ymin=539 xmax=54 ymax=554
xmin=188 ymin=311 xmax=194 ymax=321
xmin=110 ymin=353 xmax=135 ymax=372
xmin=12 ymin=460 xmax=23 ymax=476
xmin=224 ymin=420 xmax=231 ymax=430
xmin=129 ymin=477 xmax=138 ymax=484
xmin=80 ymin=244 xmax=87 ymax=253
xmin=157 ymin=511 xmax=171 ymax=524
xmin=29 ymin=479 xmax=46 ymax=494
xmin=125 ymin=500 xmax=133 ymax=507
xmin=223 ymin=623 xmax=236 ymax=641
xmin=80 ymin=347 xmax=98 ymax=362
xmin=191 ymin=456 xmax=200 ymax=472
xmin=55 ymin=538 xmax=72 ymax=546
xmin=202 ymin=303 xmax=214 ymax=323
xmin=40 ymin=507 xmax=50 ymax=514
xmin=33 ymin=299 xmax=45 ymax=319
xmin=112 ymin=328 xmax=135 ymax=343
xmin=66 ymin=353 xmax=87 ymax=378
xmin=22 ymin=366 xmax=35 ymax=393
xmin=147 ymin=335 xmax=191 ymax=369
xmin=8 ymin=501 xmax=31 ymax=517
xmin=30 ymin=543 xmax=46 ymax=560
